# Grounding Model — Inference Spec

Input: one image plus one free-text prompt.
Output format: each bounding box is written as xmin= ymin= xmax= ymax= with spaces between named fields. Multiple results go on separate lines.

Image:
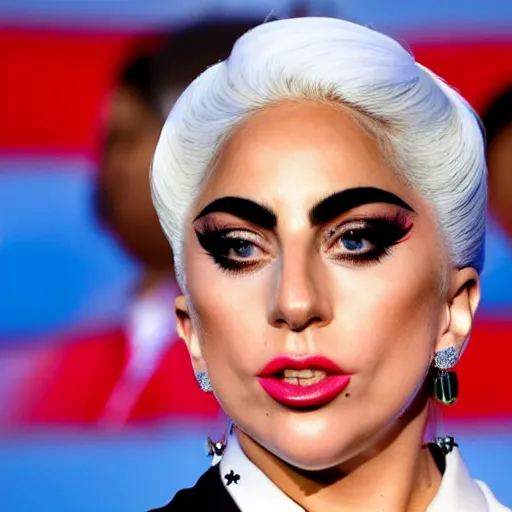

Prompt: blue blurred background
xmin=1 ymin=0 xmax=511 ymax=510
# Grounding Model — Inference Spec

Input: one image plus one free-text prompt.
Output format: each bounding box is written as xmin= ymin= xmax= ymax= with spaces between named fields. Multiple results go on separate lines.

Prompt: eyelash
xmin=194 ymin=213 xmax=412 ymax=274
xmin=325 ymin=212 xmax=412 ymax=265
xmin=195 ymin=224 xmax=265 ymax=273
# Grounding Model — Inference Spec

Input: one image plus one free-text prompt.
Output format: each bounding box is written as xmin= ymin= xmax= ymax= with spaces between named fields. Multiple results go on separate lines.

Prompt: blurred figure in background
xmin=9 ymin=18 xmax=263 ymax=428
xmin=91 ymin=49 xmax=186 ymax=425
xmin=484 ymin=87 xmax=512 ymax=237
xmin=475 ymin=86 xmax=512 ymax=307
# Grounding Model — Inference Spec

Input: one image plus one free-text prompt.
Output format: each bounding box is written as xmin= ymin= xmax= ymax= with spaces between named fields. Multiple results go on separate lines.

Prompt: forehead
xmin=199 ymin=101 xmax=412 ymax=211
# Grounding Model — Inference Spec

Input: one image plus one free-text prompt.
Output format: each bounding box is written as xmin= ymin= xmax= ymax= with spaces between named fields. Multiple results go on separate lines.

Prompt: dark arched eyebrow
xmin=309 ymin=187 xmax=415 ymax=225
xmin=194 ymin=196 xmax=277 ymax=229
xmin=193 ymin=187 xmax=414 ymax=230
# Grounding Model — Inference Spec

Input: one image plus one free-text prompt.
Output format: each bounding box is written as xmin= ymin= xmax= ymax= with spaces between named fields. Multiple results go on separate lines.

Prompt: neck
xmin=236 ymin=398 xmax=442 ymax=512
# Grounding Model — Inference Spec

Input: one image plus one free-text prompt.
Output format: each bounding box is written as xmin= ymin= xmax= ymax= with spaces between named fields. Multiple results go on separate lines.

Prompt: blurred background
xmin=1 ymin=0 xmax=511 ymax=510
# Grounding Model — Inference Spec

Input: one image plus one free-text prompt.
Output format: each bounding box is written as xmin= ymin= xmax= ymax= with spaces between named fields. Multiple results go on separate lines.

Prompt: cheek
xmin=330 ymin=251 xmax=443 ymax=402
xmin=187 ymin=264 xmax=269 ymax=373
xmin=187 ymin=269 xmax=274 ymax=418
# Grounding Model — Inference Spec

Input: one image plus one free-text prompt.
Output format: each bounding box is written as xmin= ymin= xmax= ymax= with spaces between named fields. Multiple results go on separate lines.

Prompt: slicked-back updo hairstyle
xmin=151 ymin=17 xmax=487 ymax=290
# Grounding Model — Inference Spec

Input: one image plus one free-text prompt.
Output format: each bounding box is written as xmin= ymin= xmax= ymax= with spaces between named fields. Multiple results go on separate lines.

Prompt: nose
xmin=268 ymin=248 xmax=333 ymax=332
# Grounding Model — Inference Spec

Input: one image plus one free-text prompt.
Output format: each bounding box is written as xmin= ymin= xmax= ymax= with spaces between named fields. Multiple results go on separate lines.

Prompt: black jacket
xmin=148 ymin=465 xmax=240 ymax=511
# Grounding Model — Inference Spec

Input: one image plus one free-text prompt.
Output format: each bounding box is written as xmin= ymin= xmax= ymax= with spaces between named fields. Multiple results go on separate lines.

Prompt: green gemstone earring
xmin=433 ymin=347 xmax=459 ymax=406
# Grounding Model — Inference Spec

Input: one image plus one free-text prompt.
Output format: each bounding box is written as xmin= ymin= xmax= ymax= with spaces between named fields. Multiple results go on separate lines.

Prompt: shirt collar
xmin=427 ymin=446 xmax=497 ymax=511
xmin=219 ymin=433 xmax=303 ymax=512
xmin=219 ymin=433 xmax=503 ymax=512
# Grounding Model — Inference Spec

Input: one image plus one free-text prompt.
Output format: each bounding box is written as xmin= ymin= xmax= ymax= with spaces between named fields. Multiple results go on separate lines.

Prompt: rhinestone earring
xmin=433 ymin=347 xmax=459 ymax=406
xmin=196 ymin=371 xmax=213 ymax=393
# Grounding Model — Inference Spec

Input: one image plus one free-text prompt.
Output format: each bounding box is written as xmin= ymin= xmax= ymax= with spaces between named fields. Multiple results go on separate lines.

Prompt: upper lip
xmin=258 ymin=354 xmax=344 ymax=377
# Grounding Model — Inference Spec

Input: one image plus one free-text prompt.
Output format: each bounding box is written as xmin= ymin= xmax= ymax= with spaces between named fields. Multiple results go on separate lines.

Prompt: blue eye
xmin=232 ymin=240 xmax=255 ymax=258
xmin=340 ymin=230 xmax=367 ymax=252
xmin=195 ymin=224 xmax=265 ymax=273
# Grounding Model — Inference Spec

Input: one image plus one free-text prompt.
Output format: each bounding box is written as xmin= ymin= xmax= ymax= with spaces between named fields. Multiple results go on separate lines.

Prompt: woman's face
xmin=179 ymin=101 xmax=469 ymax=470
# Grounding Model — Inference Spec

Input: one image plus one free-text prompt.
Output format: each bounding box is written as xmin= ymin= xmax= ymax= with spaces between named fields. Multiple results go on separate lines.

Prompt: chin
xmin=262 ymin=416 xmax=362 ymax=471
xmin=272 ymin=437 xmax=350 ymax=472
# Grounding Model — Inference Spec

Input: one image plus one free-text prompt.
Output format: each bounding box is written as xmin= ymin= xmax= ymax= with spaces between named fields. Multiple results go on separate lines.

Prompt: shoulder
xmin=148 ymin=465 xmax=239 ymax=512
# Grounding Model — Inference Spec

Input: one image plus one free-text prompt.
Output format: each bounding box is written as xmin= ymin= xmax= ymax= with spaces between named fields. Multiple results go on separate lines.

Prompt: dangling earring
xmin=206 ymin=421 xmax=233 ymax=466
xmin=206 ymin=437 xmax=226 ymax=466
xmin=433 ymin=347 xmax=459 ymax=406
xmin=196 ymin=371 xmax=213 ymax=393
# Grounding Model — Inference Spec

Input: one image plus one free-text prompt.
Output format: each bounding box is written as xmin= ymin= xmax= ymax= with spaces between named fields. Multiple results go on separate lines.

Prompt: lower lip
xmin=257 ymin=375 xmax=351 ymax=409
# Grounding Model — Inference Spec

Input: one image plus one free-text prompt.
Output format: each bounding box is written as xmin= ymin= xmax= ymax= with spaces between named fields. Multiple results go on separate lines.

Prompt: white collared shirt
xmin=219 ymin=433 xmax=510 ymax=511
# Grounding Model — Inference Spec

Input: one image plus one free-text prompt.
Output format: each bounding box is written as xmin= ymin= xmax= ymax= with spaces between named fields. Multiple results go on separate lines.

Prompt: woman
xmin=149 ymin=17 xmax=509 ymax=511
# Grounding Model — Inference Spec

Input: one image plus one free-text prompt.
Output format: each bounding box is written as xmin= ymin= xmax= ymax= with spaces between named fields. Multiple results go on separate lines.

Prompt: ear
xmin=175 ymin=295 xmax=206 ymax=374
xmin=436 ymin=267 xmax=481 ymax=358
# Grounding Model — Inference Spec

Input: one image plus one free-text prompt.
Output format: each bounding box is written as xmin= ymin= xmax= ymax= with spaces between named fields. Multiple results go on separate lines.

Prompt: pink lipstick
xmin=257 ymin=355 xmax=351 ymax=409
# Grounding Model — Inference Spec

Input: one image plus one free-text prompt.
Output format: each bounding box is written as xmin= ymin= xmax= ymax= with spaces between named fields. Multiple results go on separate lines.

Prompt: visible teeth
xmin=283 ymin=369 xmax=326 ymax=386
xmin=284 ymin=369 xmax=324 ymax=378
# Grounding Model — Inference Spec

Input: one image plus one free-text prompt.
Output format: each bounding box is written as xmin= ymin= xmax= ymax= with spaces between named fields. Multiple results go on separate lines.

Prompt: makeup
xmin=257 ymin=355 xmax=351 ymax=409
xmin=193 ymin=188 xmax=415 ymax=272
xmin=326 ymin=211 xmax=413 ymax=265
xmin=195 ymin=211 xmax=413 ymax=271
xmin=194 ymin=196 xmax=277 ymax=230
xmin=309 ymin=186 xmax=415 ymax=226
xmin=195 ymin=220 xmax=265 ymax=272
xmin=194 ymin=187 xmax=413 ymax=231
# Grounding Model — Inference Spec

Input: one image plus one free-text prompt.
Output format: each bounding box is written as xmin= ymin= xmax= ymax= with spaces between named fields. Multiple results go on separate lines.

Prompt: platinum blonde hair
xmin=151 ymin=17 xmax=486 ymax=289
